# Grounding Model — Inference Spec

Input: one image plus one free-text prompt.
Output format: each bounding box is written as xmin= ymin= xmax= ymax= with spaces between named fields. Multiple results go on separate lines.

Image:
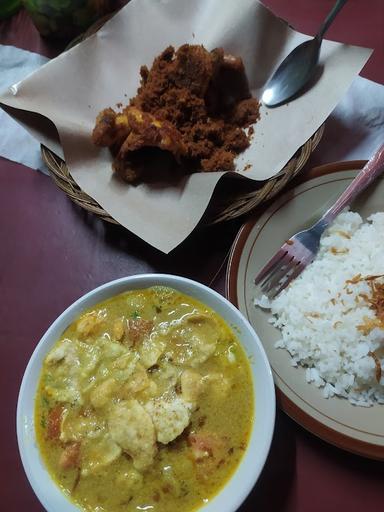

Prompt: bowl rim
xmin=17 ymin=273 xmax=276 ymax=512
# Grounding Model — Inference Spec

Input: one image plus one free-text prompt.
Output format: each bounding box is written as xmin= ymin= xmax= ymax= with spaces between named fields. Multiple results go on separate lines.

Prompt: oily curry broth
xmin=35 ymin=287 xmax=253 ymax=511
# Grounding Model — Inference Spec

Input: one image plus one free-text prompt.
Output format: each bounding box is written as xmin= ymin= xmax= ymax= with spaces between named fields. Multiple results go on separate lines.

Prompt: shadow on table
xmin=73 ymin=204 xmax=243 ymax=290
xmin=239 ymin=409 xmax=297 ymax=512
xmin=305 ymin=114 xmax=370 ymax=170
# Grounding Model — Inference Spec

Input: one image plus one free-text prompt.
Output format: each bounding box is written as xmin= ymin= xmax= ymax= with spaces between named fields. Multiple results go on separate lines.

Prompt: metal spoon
xmin=262 ymin=0 xmax=348 ymax=107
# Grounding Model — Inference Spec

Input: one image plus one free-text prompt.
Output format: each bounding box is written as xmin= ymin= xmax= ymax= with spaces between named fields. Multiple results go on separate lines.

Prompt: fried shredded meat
xmin=367 ymin=278 xmax=384 ymax=322
xmin=92 ymin=44 xmax=260 ymax=183
xmin=368 ymin=351 xmax=382 ymax=383
xmin=351 ymin=275 xmax=384 ymax=382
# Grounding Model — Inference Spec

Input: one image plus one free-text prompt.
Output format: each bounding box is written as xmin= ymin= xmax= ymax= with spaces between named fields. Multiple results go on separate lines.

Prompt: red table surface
xmin=1 ymin=2 xmax=383 ymax=511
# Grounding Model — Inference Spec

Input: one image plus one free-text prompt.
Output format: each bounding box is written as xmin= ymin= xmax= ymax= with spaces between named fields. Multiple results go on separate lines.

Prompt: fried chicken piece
xmin=205 ymin=52 xmax=253 ymax=115
xmin=92 ymin=108 xmax=130 ymax=148
xmin=111 ymin=107 xmax=186 ymax=183
xmin=132 ymin=45 xmax=216 ymax=115
xmin=94 ymin=105 xmax=186 ymax=183
xmin=112 ymin=150 xmax=147 ymax=183
xmin=117 ymin=107 xmax=185 ymax=160
xmin=92 ymin=108 xmax=116 ymax=146
xmin=171 ymin=44 xmax=215 ymax=97
xmin=92 ymin=44 xmax=260 ymax=181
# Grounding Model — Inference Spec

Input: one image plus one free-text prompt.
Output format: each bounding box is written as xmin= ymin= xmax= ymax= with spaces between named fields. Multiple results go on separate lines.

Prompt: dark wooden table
xmin=1 ymin=2 xmax=383 ymax=511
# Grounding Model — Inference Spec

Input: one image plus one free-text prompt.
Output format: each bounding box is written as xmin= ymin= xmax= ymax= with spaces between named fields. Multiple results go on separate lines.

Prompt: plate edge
xmin=225 ymin=160 xmax=384 ymax=461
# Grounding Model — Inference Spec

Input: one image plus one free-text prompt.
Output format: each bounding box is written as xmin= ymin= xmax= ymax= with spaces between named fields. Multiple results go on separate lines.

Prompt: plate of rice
xmin=226 ymin=161 xmax=384 ymax=460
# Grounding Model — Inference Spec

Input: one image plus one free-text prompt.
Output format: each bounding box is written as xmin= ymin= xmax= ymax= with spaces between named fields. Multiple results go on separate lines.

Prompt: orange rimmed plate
xmin=226 ymin=161 xmax=384 ymax=460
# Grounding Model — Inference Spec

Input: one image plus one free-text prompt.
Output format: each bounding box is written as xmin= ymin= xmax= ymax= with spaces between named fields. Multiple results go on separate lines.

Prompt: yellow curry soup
xmin=35 ymin=286 xmax=254 ymax=512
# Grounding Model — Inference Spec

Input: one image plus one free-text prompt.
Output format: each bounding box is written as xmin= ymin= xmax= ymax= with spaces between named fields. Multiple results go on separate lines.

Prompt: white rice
xmin=255 ymin=211 xmax=384 ymax=406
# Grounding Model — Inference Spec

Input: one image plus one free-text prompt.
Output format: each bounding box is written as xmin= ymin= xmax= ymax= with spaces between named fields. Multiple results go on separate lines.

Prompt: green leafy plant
xmin=22 ymin=0 xmax=114 ymax=39
xmin=0 ymin=0 xmax=21 ymax=19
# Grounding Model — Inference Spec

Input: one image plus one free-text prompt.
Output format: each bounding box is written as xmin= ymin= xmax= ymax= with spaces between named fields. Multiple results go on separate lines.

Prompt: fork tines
xmin=254 ymin=240 xmax=311 ymax=299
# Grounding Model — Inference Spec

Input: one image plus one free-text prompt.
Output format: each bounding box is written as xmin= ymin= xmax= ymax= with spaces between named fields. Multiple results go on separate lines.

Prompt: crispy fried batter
xmin=92 ymin=108 xmax=129 ymax=148
xmin=117 ymin=107 xmax=185 ymax=160
xmin=92 ymin=44 xmax=260 ymax=183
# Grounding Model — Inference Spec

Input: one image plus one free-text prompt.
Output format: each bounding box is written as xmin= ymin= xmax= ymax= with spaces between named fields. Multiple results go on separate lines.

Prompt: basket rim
xmin=41 ymin=122 xmax=324 ymax=225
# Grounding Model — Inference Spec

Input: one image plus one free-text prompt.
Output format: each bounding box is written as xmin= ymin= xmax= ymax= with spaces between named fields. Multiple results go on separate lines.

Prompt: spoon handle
xmin=316 ymin=0 xmax=348 ymax=41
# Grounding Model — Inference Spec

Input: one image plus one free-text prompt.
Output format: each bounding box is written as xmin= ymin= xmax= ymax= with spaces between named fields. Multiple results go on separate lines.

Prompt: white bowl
xmin=17 ymin=274 xmax=275 ymax=512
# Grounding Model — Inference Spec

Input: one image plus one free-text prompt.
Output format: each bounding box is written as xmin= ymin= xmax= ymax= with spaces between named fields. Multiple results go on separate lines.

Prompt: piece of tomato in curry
xmin=35 ymin=287 xmax=254 ymax=512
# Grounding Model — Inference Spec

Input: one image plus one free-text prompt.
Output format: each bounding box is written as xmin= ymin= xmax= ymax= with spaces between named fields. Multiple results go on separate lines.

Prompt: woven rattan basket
xmin=42 ymin=125 xmax=324 ymax=225
xmin=42 ymin=14 xmax=325 ymax=225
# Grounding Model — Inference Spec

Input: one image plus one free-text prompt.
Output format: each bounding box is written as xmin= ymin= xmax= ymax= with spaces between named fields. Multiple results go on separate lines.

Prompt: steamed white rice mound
xmin=255 ymin=211 xmax=384 ymax=407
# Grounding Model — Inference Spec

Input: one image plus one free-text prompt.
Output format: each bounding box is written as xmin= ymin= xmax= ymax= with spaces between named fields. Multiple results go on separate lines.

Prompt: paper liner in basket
xmin=0 ymin=0 xmax=372 ymax=253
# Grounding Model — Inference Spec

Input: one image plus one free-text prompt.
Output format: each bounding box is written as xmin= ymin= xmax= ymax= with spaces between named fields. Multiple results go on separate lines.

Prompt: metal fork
xmin=255 ymin=144 xmax=384 ymax=299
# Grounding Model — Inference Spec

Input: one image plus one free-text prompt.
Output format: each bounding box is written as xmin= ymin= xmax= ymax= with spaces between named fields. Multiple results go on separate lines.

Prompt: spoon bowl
xmin=262 ymin=0 xmax=348 ymax=107
xmin=262 ymin=38 xmax=321 ymax=107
